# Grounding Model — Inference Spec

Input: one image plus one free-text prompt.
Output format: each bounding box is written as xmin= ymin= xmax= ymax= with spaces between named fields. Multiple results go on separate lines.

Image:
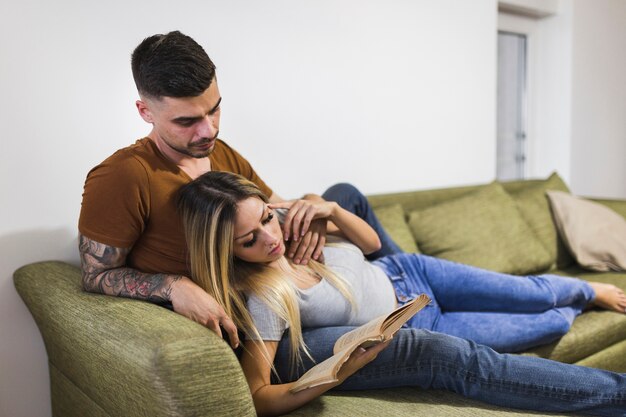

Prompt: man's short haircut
xmin=131 ymin=30 xmax=216 ymax=99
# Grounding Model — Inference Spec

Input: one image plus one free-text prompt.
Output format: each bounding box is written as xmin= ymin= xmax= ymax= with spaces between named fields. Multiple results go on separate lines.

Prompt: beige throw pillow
xmin=547 ymin=191 xmax=626 ymax=272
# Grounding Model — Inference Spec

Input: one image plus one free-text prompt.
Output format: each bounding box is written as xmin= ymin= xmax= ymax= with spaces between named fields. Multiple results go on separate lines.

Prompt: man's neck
xmin=178 ymin=158 xmax=211 ymax=180
xmin=148 ymin=133 xmax=211 ymax=180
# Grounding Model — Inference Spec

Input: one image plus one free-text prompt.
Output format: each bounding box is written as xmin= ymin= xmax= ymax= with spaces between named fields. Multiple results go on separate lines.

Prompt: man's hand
xmin=270 ymin=199 xmax=334 ymax=265
xmin=169 ymin=277 xmax=240 ymax=349
xmin=79 ymin=234 xmax=239 ymax=348
xmin=288 ymin=218 xmax=327 ymax=265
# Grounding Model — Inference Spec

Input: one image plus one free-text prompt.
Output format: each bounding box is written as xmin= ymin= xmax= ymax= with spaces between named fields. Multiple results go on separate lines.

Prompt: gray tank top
xmin=246 ymin=238 xmax=397 ymax=340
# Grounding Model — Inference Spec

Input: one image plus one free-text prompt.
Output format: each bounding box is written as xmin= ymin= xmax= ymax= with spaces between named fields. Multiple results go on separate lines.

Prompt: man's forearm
xmin=85 ymin=267 xmax=181 ymax=303
xmin=78 ymin=235 xmax=240 ymax=346
xmin=79 ymin=234 xmax=181 ymax=303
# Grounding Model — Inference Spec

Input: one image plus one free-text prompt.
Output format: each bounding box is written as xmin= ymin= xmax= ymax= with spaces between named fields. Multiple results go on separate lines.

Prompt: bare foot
xmin=589 ymin=282 xmax=626 ymax=313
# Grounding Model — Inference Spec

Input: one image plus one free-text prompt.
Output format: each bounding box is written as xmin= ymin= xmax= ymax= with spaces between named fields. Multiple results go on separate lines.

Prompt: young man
xmin=80 ymin=31 xmax=308 ymax=346
xmin=78 ymin=31 xmax=401 ymax=347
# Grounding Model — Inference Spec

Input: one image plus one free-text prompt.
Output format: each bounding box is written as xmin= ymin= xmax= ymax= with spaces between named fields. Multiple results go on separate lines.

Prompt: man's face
xmin=137 ymin=79 xmax=221 ymax=159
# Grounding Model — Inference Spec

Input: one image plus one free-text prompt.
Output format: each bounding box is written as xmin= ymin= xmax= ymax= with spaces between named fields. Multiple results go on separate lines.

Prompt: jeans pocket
xmin=388 ymin=272 xmax=414 ymax=304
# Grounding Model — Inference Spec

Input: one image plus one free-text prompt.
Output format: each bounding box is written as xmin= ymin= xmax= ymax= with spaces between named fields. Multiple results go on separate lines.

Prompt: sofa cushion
xmin=407 ymin=182 xmax=552 ymax=274
xmin=547 ymin=191 xmax=626 ymax=272
xmin=506 ymin=172 xmax=573 ymax=269
xmin=373 ymin=204 xmax=419 ymax=253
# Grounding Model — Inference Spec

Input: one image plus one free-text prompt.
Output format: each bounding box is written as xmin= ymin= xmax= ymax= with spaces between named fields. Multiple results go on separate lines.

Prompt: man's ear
xmin=136 ymin=99 xmax=153 ymax=123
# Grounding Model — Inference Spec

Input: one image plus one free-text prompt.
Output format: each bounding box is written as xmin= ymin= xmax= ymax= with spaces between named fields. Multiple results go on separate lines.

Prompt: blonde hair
xmin=178 ymin=171 xmax=354 ymax=370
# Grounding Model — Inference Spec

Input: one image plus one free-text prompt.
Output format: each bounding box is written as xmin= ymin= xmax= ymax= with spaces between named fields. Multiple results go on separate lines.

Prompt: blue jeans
xmin=373 ymin=253 xmax=594 ymax=352
xmin=322 ymin=183 xmax=404 ymax=260
xmin=274 ymin=327 xmax=626 ymax=416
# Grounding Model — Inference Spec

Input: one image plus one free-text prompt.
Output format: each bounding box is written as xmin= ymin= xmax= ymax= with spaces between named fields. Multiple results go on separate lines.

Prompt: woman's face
xmin=233 ymin=196 xmax=285 ymax=264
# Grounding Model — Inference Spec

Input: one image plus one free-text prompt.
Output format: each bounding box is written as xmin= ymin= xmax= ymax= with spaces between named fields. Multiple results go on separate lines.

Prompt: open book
xmin=290 ymin=293 xmax=431 ymax=393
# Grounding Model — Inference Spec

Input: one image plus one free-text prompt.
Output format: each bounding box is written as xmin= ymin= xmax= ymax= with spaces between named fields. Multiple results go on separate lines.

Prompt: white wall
xmin=570 ymin=0 xmax=626 ymax=199
xmin=0 ymin=1 xmax=497 ymax=416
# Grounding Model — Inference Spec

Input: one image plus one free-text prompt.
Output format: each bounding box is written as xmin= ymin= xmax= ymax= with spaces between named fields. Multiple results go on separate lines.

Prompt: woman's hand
xmin=241 ymin=338 xmax=391 ymax=416
xmin=336 ymin=340 xmax=392 ymax=384
xmin=270 ymin=200 xmax=337 ymax=243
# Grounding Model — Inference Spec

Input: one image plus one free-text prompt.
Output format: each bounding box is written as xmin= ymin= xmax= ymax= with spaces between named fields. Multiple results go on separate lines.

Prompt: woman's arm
xmin=241 ymin=339 xmax=389 ymax=416
xmin=270 ymin=200 xmax=381 ymax=255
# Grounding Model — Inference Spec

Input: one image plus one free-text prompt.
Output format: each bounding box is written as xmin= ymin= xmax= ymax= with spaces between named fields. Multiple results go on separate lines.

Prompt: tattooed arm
xmin=78 ymin=234 xmax=239 ymax=348
xmin=78 ymin=233 xmax=178 ymax=302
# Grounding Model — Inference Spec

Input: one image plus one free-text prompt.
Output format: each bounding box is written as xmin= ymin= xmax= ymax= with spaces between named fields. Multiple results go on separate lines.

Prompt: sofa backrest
xmin=368 ymin=172 xmax=574 ymax=273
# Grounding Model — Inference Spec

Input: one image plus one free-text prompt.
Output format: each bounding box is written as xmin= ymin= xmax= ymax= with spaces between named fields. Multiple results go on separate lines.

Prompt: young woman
xmin=178 ymin=171 xmax=626 ymax=416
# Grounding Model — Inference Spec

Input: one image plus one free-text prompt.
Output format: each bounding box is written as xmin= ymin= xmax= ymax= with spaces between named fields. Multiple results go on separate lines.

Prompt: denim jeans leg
xmin=275 ymin=327 xmax=626 ymax=416
xmin=432 ymin=308 xmax=576 ymax=352
xmin=397 ymin=254 xmax=594 ymax=312
xmin=322 ymin=183 xmax=403 ymax=260
xmin=373 ymin=253 xmax=595 ymax=351
xmin=273 ymin=326 xmax=352 ymax=382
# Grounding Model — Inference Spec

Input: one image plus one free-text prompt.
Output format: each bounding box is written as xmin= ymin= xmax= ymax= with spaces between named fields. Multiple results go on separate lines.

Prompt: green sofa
xmin=14 ymin=173 xmax=626 ymax=417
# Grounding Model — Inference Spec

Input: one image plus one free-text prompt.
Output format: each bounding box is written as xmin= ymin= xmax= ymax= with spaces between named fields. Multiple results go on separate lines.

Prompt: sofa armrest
xmin=14 ymin=261 xmax=255 ymax=417
xmin=590 ymin=198 xmax=626 ymax=220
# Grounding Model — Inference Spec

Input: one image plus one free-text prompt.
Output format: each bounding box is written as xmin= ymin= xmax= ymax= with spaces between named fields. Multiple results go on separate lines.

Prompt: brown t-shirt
xmin=78 ymin=137 xmax=273 ymax=276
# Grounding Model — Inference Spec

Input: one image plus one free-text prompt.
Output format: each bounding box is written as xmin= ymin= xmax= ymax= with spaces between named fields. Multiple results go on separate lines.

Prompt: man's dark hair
xmin=131 ymin=31 xmax=216 ymax=99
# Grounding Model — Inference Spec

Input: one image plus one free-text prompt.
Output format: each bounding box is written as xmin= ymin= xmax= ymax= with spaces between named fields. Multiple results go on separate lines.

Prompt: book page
xmin=333 ymin=294 xmax=431 ymax=354
xmin=332 ymin=316 xmax=387 ymax=355
xmin=289 ymin=345 xmax=354 ymax=393
xmin=379 ymin=294 xmax=431 ymax=337
xmin=292 ymin=293 xmax=431 ymax=393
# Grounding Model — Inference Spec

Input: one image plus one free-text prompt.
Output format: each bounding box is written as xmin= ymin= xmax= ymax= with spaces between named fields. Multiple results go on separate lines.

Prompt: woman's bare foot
xmin=589 ymin=282 xmax=626 ymax=313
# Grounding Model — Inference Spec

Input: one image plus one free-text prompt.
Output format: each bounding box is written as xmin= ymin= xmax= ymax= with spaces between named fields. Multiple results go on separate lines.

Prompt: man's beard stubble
xmin=170 ymin=131 xmax=219 ymax=159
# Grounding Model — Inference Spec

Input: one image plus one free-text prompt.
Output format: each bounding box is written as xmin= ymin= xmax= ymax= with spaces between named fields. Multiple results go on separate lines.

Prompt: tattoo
xmin=78 ymin=234 xmax=182 ymax=303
